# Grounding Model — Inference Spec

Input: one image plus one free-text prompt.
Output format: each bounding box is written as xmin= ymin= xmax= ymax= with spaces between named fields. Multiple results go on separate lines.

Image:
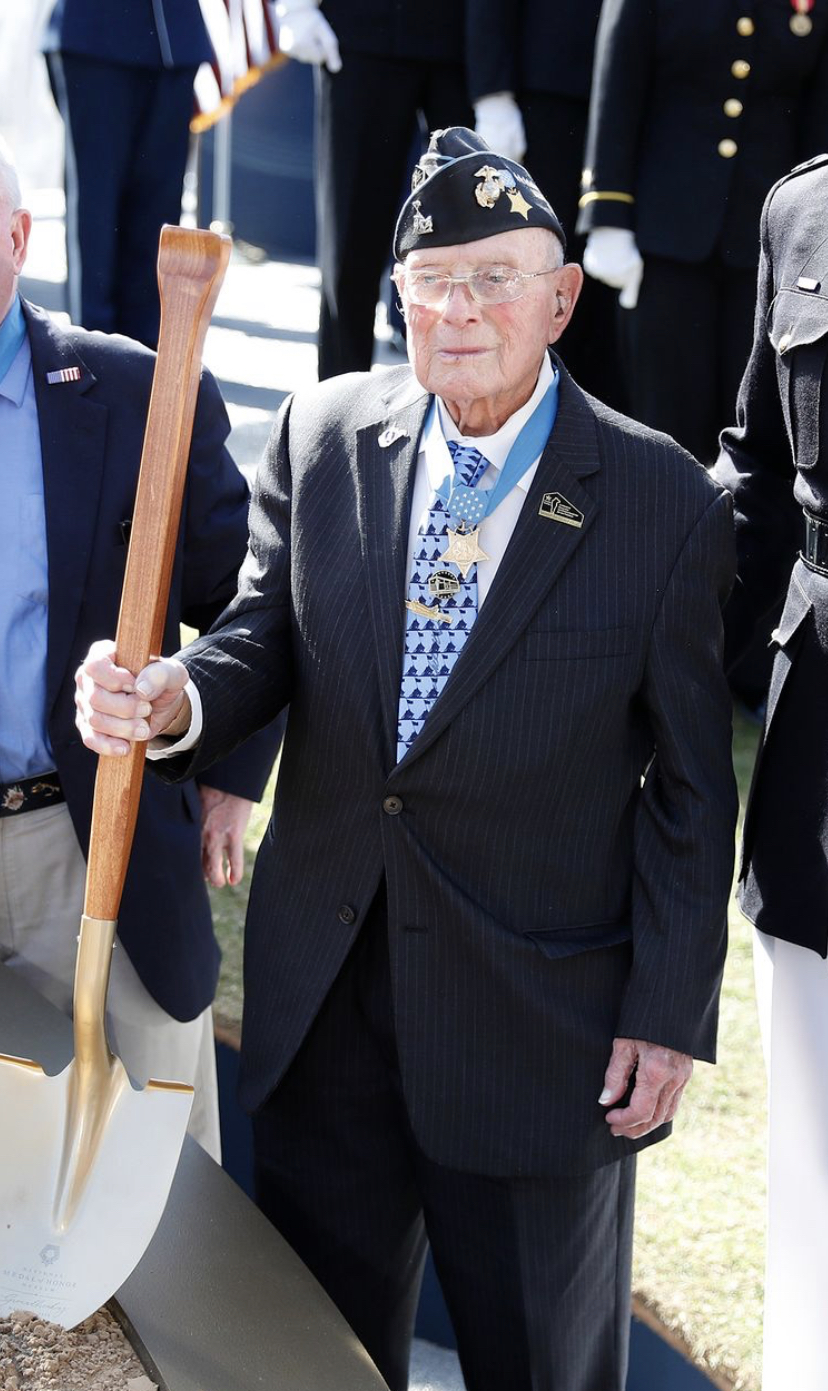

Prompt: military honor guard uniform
xmin=714 ymin=153 xmax=828 ymax=1391
xmin=43 ymin=0 xmax=213 ymax=348
xmin=578 ymin=0 xmax=828 ymax=465
xmin=466 ymin=0 xmax=624 ymax=408
xmin=279 ymin=0 xmax=472 ymax=381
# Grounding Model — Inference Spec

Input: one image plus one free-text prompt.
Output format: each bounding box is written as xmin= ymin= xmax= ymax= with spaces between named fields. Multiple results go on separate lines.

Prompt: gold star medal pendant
xmin=439 ymin=483 xmax=490 ymax=578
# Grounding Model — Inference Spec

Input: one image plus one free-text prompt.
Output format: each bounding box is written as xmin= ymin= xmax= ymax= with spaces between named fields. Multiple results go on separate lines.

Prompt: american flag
xmin=192 ymin=0 xmax=284 ymax=131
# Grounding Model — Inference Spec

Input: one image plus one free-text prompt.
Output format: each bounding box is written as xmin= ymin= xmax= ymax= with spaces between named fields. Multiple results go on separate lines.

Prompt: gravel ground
xmin=0 ymin=1309 xmax=154 ymax=1391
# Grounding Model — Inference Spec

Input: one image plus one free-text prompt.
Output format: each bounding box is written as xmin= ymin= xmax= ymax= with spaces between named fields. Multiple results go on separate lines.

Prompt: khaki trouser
xmin=0 ymin=800 xmax=221 ymax=1161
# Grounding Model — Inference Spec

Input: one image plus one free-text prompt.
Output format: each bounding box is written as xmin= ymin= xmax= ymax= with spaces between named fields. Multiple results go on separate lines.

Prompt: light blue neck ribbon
xmin=0 ymin=297 xmax=27 ymax=388
xmin=436 ymin=369 xmax=560 ymax=529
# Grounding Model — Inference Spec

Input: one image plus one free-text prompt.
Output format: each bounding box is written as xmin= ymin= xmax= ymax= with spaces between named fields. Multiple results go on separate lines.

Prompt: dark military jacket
xmin=577 ymin=0 xmax=828 ymax=267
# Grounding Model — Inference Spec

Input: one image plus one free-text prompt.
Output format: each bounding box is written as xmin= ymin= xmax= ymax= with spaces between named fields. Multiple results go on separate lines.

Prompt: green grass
xmin=209 ymin=712 xmax=765 ymax=1387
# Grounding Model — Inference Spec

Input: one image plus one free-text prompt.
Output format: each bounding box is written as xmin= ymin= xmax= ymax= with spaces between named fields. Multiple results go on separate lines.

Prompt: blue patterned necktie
xmin=396 ymin=441 xmax=491 ymax=762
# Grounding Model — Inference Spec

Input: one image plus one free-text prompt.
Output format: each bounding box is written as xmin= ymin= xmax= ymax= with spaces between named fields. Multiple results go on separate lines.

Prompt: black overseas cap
xmin=393 ymin=126 xmax=566 ymax=261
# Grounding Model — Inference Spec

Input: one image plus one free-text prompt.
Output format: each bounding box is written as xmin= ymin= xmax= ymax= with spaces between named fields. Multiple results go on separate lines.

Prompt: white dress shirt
xmin=151 ymin=354 xmax=556 ymax=756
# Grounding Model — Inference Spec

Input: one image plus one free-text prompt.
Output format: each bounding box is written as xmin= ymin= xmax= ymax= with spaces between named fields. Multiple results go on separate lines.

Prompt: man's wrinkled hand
xmin=199 ymin=786 xmax=253 ymax=887
xmin=75 ymin=639 xmax=190 ymax=756
xmin=598 ymin=1037 xmax=693 ymax=1139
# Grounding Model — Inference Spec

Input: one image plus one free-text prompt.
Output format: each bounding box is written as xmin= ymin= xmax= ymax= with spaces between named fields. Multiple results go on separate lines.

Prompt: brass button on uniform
xmin=778 ymin=332 xmax=792 ymax=354
xmin=724 ymin=98 xmax=744 ymax=117
xmin=731 ymin=58 xmax=751 ymax=78
xmin=718 ymin=138 xmax=739 ymax=158
xmin=736 ymin=16 xmax=755 ymax=35
xmin=338 ymin=904 xmax=356 ymax=925
xmin=383 ymin=795 xmax=403 ymax=815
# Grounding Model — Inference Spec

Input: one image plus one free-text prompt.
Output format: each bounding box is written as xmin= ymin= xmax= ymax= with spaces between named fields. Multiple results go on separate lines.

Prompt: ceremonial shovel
xmin=0 ymin=225 xmax=231 ymax=1328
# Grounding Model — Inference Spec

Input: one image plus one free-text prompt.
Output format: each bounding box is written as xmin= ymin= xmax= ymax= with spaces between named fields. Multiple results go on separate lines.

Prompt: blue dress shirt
xmin=0 ymin=301 xmax=54 ymax=781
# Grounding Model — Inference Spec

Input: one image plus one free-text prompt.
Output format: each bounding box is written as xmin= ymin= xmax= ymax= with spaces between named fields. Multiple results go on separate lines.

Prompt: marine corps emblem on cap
xmin=474 ymin=165 xmax=516 ymax=209
xmin=392 ymin=126 xmax=566 ymax=261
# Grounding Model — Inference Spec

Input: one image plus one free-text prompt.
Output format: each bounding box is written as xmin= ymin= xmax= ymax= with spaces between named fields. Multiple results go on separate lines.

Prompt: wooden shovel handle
xmin=83 ymin=225 xmax=231 ymax=923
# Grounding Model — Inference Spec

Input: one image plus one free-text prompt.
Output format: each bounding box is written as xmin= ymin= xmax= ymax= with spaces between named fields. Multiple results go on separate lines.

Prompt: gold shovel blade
xmin=0 ymin=1052 xmax=192 ymax=1328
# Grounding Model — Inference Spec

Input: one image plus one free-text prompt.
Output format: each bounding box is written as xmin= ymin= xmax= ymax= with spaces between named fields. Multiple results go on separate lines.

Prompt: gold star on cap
xmin=507 ymin=188 xmax=532 ymax=220
xmin=440 ymin=527 xmax=490 ymax=579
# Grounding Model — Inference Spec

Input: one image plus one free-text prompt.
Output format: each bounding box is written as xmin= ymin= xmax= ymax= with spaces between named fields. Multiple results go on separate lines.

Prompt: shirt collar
xmin=423 ymin=354 xmax=556 ymax=494
xmin=0 ymin=297 xmax=31 ymax=407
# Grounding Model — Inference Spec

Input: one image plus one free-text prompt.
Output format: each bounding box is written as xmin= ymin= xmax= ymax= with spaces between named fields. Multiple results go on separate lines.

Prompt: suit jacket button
xmin=338 ymin=904 xmax=356 ymax=924
xmin=383 ymin=795 xmax=404 ymax=815
xmin=731 ymin=58 xmax=751 ymax=78
xmin=718 ymin=138 xmax=738 ymax=158
xmin=736 ymin=16 xmax=755 ymax=35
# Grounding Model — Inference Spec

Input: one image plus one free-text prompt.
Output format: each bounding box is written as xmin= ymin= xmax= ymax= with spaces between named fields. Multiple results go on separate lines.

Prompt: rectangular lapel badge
xmin=538 ymin=491 xmax=584 ymax=528
xmin=46 ymin=366 xmax=82 ymax=384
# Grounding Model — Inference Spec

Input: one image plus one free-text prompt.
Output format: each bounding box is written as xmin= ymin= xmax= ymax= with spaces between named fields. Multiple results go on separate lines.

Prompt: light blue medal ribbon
xmin=435 ymin=370 xmax=560 ymax=530
xmin=0 ymin=297 xmax=27 ymax=388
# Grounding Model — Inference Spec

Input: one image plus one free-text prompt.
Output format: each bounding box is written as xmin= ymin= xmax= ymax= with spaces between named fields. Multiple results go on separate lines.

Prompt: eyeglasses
xmin=396 ymin=264 xmax=559 ymax=307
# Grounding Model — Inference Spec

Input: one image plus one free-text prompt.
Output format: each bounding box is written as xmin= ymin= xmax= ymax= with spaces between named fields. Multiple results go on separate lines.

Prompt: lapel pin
xmin=797 ymin=277 xmax=821 ymax=293
xmin=538 ymin=492 xmax=584 ymax=529
xmin=378 ymin=425 xmax=409 ymax=448
xmin=46 ymin=366 xmax=82 ymax=385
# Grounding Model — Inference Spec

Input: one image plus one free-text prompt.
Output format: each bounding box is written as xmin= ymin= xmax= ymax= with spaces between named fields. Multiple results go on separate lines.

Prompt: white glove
xmin=583 ymin=227 xmax=644 ymax=310
xmin=276 ymin=0 xmax=342 ymax=72
xmin=474 ymin=92 xmax=526 ymax=163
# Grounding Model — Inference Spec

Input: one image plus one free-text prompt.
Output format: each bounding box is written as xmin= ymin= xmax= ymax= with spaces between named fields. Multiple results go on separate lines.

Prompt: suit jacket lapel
xmin=24 ymin=303 xmax=109 ymax=713
xmin=398 ymin=363 xmax=602 ymax=766
xmin=356 ymin=374 xmax=430 ymax=765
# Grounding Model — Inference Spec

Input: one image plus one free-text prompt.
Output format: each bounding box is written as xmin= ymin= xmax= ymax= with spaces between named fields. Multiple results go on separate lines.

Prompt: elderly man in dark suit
xmin=76 ymin=128 xmax=737 ymax=1391
xmin=713 ymin=154 xmax=828 ymax=1391
xmin=0 ymin=140 xmax=277 ymax=1162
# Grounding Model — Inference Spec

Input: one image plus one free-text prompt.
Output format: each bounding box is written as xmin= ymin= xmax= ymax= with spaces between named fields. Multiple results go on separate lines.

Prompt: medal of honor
xmin=440 ymin=527 xmax=490 ymax=578
xmin=790 ymin=0 xmax=814 ymax=34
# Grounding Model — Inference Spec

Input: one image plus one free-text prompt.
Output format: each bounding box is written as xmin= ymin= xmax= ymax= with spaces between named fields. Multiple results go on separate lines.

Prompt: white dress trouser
xmin=0 ymin=801 xmax=221 ymax=1161
xmin=754 ymin=927 xmax=828 ymax=1391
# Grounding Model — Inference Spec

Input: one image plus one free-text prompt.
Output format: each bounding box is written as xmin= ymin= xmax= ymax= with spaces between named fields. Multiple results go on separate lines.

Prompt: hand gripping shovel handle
xmin=78 ymin=226 xmax=231 ymax=1058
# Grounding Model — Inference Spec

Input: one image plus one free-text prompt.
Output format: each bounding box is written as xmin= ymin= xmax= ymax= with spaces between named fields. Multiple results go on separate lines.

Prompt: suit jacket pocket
xmin=525 ymin=920 xmax=632 ymax=959
xmin=769 ymin=285 xmax=828 ymax=470
xmin=521 ymin=626 xmax=633 ymax=662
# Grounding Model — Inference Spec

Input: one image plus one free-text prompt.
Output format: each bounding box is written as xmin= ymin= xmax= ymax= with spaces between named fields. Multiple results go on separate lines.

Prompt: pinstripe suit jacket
xmin=166 ymin=353 xmax=737 ymax=1177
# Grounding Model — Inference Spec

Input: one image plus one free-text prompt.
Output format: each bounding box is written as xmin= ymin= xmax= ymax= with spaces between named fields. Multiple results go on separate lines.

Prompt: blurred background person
xmin=42 ymin=0 xmax=214 ymax=348
xmin=578 ymin=0 xmax=828 ymax=465
xmin=468 ymin=0 xmax=624 ymax=409
xmin=275 ymin=0 xmax=472 ymax=380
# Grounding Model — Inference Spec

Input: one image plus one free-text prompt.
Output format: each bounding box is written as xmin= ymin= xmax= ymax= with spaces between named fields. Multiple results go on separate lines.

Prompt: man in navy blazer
xmin=77 ymin=129 xmax=737 ymax=1391
xmin=0 ymin=141 xmax=276 ymax=1160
